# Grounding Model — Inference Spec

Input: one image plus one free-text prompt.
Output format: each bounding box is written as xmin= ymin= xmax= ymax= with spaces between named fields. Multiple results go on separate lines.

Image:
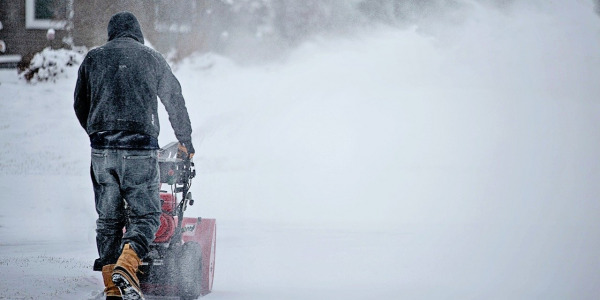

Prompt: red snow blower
xmin=139 ymin=141 xmax=216 ymax=299
xmin=93 ymin=142 xmax=216 ymax=300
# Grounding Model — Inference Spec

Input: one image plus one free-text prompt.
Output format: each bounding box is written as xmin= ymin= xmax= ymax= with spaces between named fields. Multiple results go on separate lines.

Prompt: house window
xmin=26 ymin=0 xmax=67 ymax=29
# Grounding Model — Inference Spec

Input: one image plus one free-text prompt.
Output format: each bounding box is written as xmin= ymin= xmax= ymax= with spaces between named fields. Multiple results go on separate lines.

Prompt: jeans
xmin=90 ymin=148 xmax=161 ymax=266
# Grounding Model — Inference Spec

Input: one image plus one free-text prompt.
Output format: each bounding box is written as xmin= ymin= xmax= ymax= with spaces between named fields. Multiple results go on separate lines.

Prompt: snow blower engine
xmin=94 ymin=142 xmax=216 ymax=300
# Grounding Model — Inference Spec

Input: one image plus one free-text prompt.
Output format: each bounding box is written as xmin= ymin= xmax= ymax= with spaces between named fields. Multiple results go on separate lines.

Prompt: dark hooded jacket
xmin=74 ymin=12 xmax=192 ymax=149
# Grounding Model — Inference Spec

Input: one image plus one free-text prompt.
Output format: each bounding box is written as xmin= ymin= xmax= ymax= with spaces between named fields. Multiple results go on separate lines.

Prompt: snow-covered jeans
xmin=90 ymin=148 xmax=161 ymax=266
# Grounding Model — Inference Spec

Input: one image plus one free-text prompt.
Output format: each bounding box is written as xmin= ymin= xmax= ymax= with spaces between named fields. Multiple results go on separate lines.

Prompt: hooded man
xmin=74 ymin=11 xmax=194 ymax=300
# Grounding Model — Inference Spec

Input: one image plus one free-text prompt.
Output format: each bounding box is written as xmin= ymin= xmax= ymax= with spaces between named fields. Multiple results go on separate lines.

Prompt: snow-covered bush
xmin=19 ymin=47 xmax=87 ymax=83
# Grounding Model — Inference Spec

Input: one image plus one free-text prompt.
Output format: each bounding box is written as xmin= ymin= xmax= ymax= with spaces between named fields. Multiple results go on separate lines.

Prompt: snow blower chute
xmin=93 ymin=142 xmax=216 ymax=300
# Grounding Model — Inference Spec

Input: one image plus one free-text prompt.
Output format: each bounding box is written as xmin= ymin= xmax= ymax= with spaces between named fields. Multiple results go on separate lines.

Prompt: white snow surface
xmin=1 ymin=1 xmax=600 ymax=299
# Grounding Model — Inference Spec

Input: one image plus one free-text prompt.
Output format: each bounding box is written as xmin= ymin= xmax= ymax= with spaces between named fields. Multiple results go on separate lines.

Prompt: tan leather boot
xmin=101 ymin=264 xmax=121 ymax=299
xmin=112 ymin=244 xmax=144 ymax=300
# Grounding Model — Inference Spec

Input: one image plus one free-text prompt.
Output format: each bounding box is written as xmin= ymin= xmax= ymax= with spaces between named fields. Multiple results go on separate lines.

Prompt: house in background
xmin=0 ymin=0 xmax=71 ymax=68
xmin=0 ymin=0 xmax=230 ymax=69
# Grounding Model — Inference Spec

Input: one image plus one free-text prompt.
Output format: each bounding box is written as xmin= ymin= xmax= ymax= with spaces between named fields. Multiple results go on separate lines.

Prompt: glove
xmin=178 ymin=140 xmax=195 ymax=159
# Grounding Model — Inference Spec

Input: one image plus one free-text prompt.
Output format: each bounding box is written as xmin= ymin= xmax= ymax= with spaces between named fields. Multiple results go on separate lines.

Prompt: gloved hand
xmin=178 ymin=140 xmax=195 ymax=159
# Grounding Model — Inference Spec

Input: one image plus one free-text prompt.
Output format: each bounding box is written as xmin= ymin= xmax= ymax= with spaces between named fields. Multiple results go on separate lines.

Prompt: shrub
xmin=19 ymin=47 xmax=87 ymax=83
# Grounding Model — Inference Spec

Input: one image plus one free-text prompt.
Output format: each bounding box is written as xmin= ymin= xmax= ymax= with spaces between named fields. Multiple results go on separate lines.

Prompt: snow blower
xmin=139 ymin=141 xmax=216 ymax=299
xmin=93 ymin=142 xmax=216 ymax=300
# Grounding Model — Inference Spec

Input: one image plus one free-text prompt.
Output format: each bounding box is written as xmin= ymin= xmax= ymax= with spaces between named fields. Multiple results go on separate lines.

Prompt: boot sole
xmin=112 ymin=272 xmax=144 ymax=300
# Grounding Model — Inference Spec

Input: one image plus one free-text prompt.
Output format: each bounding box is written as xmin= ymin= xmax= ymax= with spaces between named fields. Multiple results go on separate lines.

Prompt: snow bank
xmin=174 ymin=1 xmax=600 ymax=229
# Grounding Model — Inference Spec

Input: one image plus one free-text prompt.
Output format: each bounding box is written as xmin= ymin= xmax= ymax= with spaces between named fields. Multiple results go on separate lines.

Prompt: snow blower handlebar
xmin=158 ymin=142 xmax=196 ymax=186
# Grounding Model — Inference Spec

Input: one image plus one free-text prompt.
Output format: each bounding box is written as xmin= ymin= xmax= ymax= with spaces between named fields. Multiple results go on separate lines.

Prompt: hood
xmin=107 ymin=11 xmax=144 ymax=43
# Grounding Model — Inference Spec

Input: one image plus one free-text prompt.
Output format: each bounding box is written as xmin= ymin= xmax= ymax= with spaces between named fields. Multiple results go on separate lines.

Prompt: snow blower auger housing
xmin=93 ymin=142 xmax=216 ymax=300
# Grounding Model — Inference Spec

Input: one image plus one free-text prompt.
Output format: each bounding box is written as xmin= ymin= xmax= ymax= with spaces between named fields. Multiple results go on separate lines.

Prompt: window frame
xmin=25 ymin=0 xmax=67 ymax=29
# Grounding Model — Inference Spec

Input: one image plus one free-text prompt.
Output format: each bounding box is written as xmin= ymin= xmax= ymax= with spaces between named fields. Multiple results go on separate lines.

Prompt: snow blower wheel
xmin=178 ymin=242 xmax=203 ymax=300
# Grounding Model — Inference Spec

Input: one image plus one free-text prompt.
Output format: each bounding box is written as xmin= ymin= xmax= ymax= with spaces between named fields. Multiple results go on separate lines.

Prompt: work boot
xmin=102 ymin=264 xmax=122 ymax=299
xmin=112 ymin=244 xmax=144 ymax=300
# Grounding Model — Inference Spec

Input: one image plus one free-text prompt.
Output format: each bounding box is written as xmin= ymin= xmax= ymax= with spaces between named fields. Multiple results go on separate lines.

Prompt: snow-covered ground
xmin=1 ymin=1 xmax=600 ymax=299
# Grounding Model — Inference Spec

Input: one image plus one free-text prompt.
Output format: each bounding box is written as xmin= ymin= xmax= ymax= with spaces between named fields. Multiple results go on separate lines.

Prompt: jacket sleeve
xmin=74 ymin=62 xmax=90 ymax=131
xmin=157 ymin=58 xmax=193 ymax=144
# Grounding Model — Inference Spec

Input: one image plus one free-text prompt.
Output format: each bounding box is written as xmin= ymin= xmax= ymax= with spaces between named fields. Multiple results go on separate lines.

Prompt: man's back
xmin=74 ymin=12 xmax=191 ymax=143
xmin=80 ymin=38 xmax=164 ymax=138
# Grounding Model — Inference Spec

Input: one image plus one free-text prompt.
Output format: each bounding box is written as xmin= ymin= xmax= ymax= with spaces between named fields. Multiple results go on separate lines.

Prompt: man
xmin=74 ymin=11 xmax=194 ymax=300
